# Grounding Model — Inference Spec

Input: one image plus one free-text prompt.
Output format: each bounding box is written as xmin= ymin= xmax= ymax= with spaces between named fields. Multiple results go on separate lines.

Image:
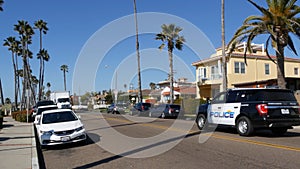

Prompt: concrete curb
xmin=32 ymin=124 xmax=39 ymax=169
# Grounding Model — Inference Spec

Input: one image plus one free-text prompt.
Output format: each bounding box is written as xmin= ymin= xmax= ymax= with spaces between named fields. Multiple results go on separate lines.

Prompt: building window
xmin=211 ymin=65 xmax=220 ymax=79
xmin=265 ymin=63 xmax=270 ymax=75
xmin=198 ymin=67 xmax=207 ymax=80
xmin=295 ymin=67 xmax=299 ymax=75
xmin=234 ymin=62 xmax=246 ymax=74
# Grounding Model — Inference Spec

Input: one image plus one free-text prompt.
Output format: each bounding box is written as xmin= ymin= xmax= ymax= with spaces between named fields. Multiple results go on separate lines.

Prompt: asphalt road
xmin=41 ymin=111 xmax=300 ymax=169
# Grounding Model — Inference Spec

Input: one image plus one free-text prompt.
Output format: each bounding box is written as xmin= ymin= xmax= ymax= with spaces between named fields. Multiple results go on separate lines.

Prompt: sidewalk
xmin=0 ymin=116 xmax=38 ymax=169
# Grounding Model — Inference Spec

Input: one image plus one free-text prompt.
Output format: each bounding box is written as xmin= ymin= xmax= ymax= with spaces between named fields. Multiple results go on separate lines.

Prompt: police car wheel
xmin=196 ymin=114 xmax=206 ymax=130
xmin=237 ymin=116 xmax=253 ymax=136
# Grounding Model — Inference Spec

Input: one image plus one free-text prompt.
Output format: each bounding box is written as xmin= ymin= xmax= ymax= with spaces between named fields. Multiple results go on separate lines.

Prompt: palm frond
xmin=287 ymin=35 xmax=298 ymax=55
xmin=265 ymin=36 xmax=277 ymax=64
xmin=158 ymin=44 xmax=165 ymax=51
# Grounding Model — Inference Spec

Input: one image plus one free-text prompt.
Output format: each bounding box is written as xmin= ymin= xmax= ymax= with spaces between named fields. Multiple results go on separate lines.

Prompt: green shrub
xmin=12 ymin=110 xmax=32 ymax=122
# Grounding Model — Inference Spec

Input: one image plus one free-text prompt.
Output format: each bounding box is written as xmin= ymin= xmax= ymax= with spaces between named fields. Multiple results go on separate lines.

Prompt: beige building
xmin=192 ymin=42 xmax=300 ymax=99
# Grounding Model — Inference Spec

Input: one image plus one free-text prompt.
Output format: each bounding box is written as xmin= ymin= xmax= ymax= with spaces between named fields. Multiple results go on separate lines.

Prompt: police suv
xmin=196 ymin=88 xmax=300 ymax=136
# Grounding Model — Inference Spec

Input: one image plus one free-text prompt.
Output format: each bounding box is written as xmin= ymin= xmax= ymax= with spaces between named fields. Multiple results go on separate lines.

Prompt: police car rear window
xmin=232 ymin=90 xmax=296 ymax=102
xmin=255 ymin=90 xmax=296 ymax=101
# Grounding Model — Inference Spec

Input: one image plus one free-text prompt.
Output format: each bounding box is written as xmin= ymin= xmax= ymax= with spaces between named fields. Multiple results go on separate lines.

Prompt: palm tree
xmin=3 ymin=37 xmax=20 ymax=109
xmin=133 ymin=0 xmax=143 ymax=102
xmin=46 ymin=82 xmax=51 ymax=91
xmin=37 ymin=49 xmax=50 ymax=99
xmin=34 ymin=20 xmax=49 ymax=101
xmin=14 ymin=20 xmax=35 ymax=109
xmin=0 ymin=0 xmax=4 ymax=11
xmin=227 ymin=0 xmax=300 ymax=89
xmin=156 ymin=24 xmax=185 ymax=103
xmin=60 ymin=65 xmax=68 ymax=91
xmin=46 ymin=82 xmax=51 ymax=99
xmin=149 ymin=82 xmax=156 ymax=90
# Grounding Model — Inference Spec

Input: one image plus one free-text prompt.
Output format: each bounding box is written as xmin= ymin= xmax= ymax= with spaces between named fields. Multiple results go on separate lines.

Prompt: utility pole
xmin=133 ymin=0 xmax=143 ymax=103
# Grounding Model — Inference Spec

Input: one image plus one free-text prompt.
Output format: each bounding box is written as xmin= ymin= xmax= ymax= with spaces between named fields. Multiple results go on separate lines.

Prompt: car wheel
xmin=236 ymin=116 xmax=253 ymax=136
xmin=271 ymin=128 xmax=288 ymax=136
xmin=196 ymin=114 xmax=206 ymax=130
xmin=161 ymin=113 xmax=165 ymax=119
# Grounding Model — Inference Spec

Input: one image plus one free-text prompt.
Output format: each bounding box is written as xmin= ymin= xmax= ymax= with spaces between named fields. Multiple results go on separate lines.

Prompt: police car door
xmin=208 ymin=92 xmax=226 ymax=124
xmin=221 ymin=90 xmax=241 ymax=125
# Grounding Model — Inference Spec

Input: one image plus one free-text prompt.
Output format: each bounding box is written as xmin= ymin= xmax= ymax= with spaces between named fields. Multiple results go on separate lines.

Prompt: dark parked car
xmin=149 ymin=104 xmax=181 ymax=118
xmin=32 ymin=100 xmax=56 ymax=114
xmin=107 ymin=103 xmax=127 ymax=114
xmin=131 ymin=102 xmax=152 ymax=116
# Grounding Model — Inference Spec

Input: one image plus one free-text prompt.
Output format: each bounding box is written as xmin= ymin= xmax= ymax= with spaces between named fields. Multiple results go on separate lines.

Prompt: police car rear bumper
xmin=253 ymin=118 xmax=300 ymax=128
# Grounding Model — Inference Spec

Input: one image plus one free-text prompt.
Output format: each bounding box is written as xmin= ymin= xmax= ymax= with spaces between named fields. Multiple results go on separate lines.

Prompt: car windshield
xmin=37 ymin=106 xmax=57 ymax=115
xmin=42 ymin=111 xmax=78 ymax=124
xmin=36 ymin=100 xmax=55 ymax=107
xmin=57 ymin=98 xmax=70 ymax=103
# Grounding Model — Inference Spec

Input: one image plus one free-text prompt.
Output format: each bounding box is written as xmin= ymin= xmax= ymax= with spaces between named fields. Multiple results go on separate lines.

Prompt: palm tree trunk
xmin=38 ymin=30 xmax=43 ymax=101
xmin=221 ymin=0 xmax=227 ymax=92
xmin=12 ymin=51 xmax=18 ymax=109
xmin=38 ymin=55 xmax=43 ymax=101
xmin=15 ymin=53 xmax=20 ymax=110
xmin=276 ymin=46 xmax=286 ymax=89
xmin=63 ymin=71 xmax=66 ymax=91
xmin=168 ymin=48 xmax=174 ymax=104
xmin=133 ymin=0 xmax=143 ymax=102
xmin=41 ymin=60 xmax=45 ymax=99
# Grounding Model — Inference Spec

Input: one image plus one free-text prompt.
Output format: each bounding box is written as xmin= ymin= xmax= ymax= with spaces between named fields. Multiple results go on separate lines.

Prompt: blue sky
xmin=1 ymin=0 xmax=300 ymax=99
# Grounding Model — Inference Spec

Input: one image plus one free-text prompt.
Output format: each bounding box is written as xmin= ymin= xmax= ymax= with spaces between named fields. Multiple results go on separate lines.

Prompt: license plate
xmin=61 ymin=136 xmax=70 ymax=142
xmin=281 ymin=109 xmax=290 ymax=114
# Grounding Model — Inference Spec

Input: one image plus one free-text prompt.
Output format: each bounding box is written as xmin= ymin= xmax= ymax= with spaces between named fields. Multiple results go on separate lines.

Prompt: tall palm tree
xmin=3 ymin=37 xmax=20 ymax=109
xmin=156 ymin=24 xmax=185 ymax=104
xmin=60 ymin=65 xmax=68 ymax=91
xmin=37 ymin=49 xmax=50 ymax=99
xmin=34 ymin=20 xmax=49 ymax=101
xmin=227 ymin=0 xmax=300 ymax=89
xmin=133 ymin=0 xmax=143 ymax=102
xmin=221 ymin=0 xmax=227 ymax=92
xmin=0 ymin=0 xmax=4 ymax=11
xmin=14 ymin=20 xmax=34 ymax=109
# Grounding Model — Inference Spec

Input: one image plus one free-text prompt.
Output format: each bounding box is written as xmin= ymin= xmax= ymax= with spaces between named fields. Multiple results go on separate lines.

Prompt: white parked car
xmin=35 ymin=109 xmax=87 ymax=148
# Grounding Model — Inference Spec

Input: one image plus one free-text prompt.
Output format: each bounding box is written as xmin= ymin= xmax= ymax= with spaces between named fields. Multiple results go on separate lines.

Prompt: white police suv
xmin=196 ymin=88 xmax=300 ymax=136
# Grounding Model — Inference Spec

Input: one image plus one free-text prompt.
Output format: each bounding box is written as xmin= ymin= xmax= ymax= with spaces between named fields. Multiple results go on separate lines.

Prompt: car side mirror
xmin=33 ymin=120 xmax=39 ymax=125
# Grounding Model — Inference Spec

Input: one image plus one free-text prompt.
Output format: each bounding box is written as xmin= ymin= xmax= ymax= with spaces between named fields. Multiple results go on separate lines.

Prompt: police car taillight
xmin=256 ymin=104 xmax=268 ymax=116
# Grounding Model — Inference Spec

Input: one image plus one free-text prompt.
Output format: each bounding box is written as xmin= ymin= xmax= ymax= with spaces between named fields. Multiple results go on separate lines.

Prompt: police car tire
xmin=196 ymin=114 xmax=206 ymax=130
xmin=237 ymin=116 xmax=253 ymax=136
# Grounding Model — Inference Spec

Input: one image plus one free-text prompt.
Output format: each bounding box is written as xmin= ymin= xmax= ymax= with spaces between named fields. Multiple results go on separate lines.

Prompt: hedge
xmin=12 ymin=110 xmax=33 ymax=122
